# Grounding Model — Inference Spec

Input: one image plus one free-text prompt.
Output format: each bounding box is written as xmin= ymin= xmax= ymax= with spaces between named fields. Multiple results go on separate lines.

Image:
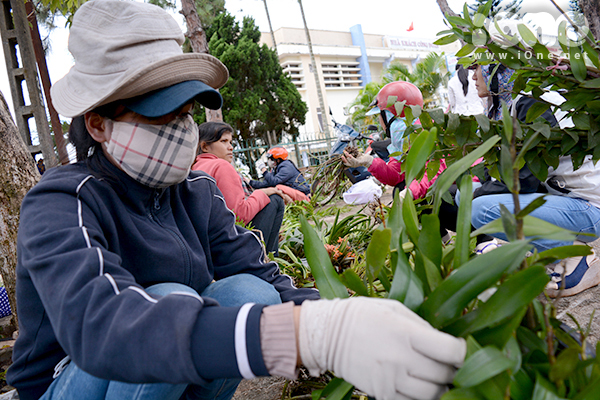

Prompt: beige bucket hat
xmin=50 ymin=0 xmax=229 ymax=118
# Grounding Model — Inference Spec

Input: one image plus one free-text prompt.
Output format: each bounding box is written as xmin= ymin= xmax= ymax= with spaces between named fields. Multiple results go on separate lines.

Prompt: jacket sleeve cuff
xmin=260 ymin=302 xmax=298 ymax=379
xmin=192 ymin=304 xmax=268 ymax=380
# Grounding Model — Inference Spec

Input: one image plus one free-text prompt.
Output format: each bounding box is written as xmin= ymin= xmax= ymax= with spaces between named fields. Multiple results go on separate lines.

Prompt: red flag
xmin=407 ymin=22 xmax=414 ymax=31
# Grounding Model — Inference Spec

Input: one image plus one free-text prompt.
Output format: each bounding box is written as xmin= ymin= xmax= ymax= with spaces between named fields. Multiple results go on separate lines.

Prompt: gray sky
xmin=0 ymin=0 xmax=572 ymax=119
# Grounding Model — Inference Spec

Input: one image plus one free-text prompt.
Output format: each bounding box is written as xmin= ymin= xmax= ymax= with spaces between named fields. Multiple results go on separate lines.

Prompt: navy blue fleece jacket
xmin=7 ymin=153 xmax=319 ymax=400
xmin=250 ymin=160 xmax=310 ymax=195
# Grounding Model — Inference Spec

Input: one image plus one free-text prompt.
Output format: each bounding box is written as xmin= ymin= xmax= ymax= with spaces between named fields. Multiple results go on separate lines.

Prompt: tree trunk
xmin=436 ymin=0 xmax=458 ymax=18
xmin=0 ymin=90 xmax=40 ymax=331
xmin=579 ymin=0 xmax=600 ymax=41
xmin=298 ymin=0 xmax=330 ymax=137
xmin=180 ymin=0 xmax=223 ymax=122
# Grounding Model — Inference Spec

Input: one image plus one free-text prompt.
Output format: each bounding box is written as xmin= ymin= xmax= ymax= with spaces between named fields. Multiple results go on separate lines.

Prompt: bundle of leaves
xmin=292 ymin=1 xmax=600 ymax=396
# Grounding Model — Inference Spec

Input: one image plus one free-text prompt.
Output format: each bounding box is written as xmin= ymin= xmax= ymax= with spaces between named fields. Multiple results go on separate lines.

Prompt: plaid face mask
xmin=105 ymin=114 xmax=199 ymax=188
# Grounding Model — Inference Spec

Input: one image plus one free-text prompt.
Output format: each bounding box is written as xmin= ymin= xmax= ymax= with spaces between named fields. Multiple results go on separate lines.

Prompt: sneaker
xmin=475 ymin=239 xmax=500 ymax=255
xmin=546 ymin=244 xmax=600 ymax=298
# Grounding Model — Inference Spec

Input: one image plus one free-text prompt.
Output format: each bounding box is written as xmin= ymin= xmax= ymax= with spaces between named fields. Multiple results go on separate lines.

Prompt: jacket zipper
xmin=148 ymin=190 xmax=193 ymax=285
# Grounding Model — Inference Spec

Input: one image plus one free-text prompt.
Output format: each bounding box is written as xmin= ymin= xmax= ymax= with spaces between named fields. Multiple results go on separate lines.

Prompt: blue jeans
xmin=470 ymin=193 xmax=600 ymax=251
xmin=40 ymin=274 xmax=282 ymax=400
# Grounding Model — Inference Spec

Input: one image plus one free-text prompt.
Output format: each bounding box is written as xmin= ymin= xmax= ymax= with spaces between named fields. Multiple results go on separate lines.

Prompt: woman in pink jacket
xmin=192 ymin=122 xmax=288 ymax=255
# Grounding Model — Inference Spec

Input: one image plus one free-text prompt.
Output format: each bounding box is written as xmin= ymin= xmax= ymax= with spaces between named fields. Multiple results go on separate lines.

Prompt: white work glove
xmin=299 ymin=298 xmax=466 ymax=400
xmin=398 ymin=188 xmax=412 ymax=202
xmin=342 ymin=151 xmax=373 ymax=168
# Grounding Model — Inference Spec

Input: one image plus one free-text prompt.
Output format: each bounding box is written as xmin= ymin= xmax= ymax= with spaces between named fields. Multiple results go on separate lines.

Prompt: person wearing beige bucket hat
xmin=7 ymin=1 xmax=466 ymax=400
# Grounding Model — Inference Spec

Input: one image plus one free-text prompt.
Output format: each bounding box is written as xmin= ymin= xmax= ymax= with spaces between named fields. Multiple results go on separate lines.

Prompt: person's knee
xmin=145 ymin=283 xmax=199 ymax=297
xmin=202 ymin=274 xmax=281 ymax=307
xmin=268 ymin=194 xmax=285 ymax=210
xmin=471 ymin=197 xmax=501 ymax=229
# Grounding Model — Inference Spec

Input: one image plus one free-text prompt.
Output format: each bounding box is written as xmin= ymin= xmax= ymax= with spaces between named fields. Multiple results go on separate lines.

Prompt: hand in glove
xmin=299 ymin=298 xmax=466 ymax=400
xmin=341 ymin=151 xmax=373 ymax=168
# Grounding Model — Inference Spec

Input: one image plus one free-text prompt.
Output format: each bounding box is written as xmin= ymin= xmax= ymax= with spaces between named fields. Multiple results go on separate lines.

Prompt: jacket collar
xmin=91 ymin=151 xmax=167 ymax=214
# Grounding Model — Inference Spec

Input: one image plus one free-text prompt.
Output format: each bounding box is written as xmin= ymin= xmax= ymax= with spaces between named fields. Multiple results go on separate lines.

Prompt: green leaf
xmin=502 ymin=104 xmax=513 ymax=143
xmin=427 ymin=159 xmax=441 ymax=181
xmin=444 ymin=266 xmax=549 ymax=337
xmin=433 ymin=136 xmax=501 ymax=212
xmin=417 ymin=251 xmax=443 ymax=293
xmin=419 ymin=241 xmax=531 ymax=328
xmin=581 ymin=78 xmax=600 ymax=89
xmin=434 ymin=34 xmax=459 ymax=45
xmin=299 ymin=215 xmax=348 ymax=299
xmin=446 ymin=112 xmax=460 ymax=135
xmin=531 ymin=373 xmax=564 ymax=400
xmin=409 ymin=104 xmax=422 ymax=120
xmin=572 ymin=375 xmax=600 ymax=400
xmin=365 ymin=229 xmax=391 ymax=285
xmin=317 ymin=378 xmax=354 ymax=400
xmin=453 ymin=175 xmax=472 ymax=270
xmin=473 ymin=13 xmax=486 ymax=28
xmin=386 ymin=192 xmax=406 ymax=255
xmin=377 ymin=269 xmax=391 ymax=292
xmin=454 ymin=347 xmax=514 ymax=388
xmin=441 ymin=387 xmax=481 ymax=400
xmin=526 ymin=102 xmax=551 ymax=123
xmin=404 ymin=128 xmax=437 ymax=184
xmin=500 ymin=204 xmax=517 ymax=242
xmin=537 ymin=245 xmax=592 ymax=262
xmin=569 ymin=41 xmax=587 ymax=82
xmin=340 ymin=269 xmax=369 ymax=296
xmin=418 ymin=214 xmax=442 ymax=264
xmin=402 ymin=194 xmax=420 ymax=244
xmin=474 ymin=114 xmax=490 ymax=133
xmin=428 ymin=108 xmax=445 ymax=125
xmin=582 ymin=40 xmax=600 ymax=69
xmin=533 ymin=43 xmax=551 ymax=62
xmin=499 ymin=145 xmax=515 ymax=194
xmin=447 ymin=15 xmax=470 ymax=27
xmin=472 ymin=307 xmax=528 ymax=349
xmin=472 ymin=215 xmax=578 ymax=242
xmin=388 ymin=243 xmax=425 ymax=311
xmin=518 ymin=23 xmax=538 ymax=47
xmin=516 ymin=196 xmax=547 ymax=218
xmin=511 ymin=369 xmax=535 ymax=400
xmin=481 ymin=0 xmax=493 ymax=17
xmin=549 ymin=348 xmax=580 ymax=382
xmin=517 ymin=326 xmax=548 ymax=354
xmin=456 ymin=43 xmax=476 ymax=57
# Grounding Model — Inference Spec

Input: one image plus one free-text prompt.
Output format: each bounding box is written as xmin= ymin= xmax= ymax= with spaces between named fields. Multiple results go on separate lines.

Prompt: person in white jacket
xmin=447 ymin=65 xmax=485 ymax=116
xmin=470 ymin=66 xmax=600 ymax=298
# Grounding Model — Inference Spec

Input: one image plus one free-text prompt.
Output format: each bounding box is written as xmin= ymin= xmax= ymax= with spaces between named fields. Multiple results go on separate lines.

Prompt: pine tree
xmin=203 ymin=12 xmax=307 ymax=147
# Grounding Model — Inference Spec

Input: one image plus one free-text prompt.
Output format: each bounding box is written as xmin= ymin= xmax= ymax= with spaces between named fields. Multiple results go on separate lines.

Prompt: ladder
xmin=0 ymin=0 xmax=57 ymax=167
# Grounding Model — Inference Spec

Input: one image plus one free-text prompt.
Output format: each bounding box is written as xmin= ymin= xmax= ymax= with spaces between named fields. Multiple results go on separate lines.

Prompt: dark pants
xmin=251 ymin=194 xmax=285 ymax=255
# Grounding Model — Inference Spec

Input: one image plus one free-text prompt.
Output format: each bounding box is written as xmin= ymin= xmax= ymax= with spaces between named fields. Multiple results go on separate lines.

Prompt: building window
xmin=321 ymin=62 xmax=362 ymax=88
xmin=282 ymin=62 xmax=305 ymax=89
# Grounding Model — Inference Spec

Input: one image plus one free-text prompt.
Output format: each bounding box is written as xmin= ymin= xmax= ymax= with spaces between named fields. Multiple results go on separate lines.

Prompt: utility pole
xmin=297 ymin=0 xmax=330 ymax=137
xmin=261 ymin=0 xmax=277 ymax=55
